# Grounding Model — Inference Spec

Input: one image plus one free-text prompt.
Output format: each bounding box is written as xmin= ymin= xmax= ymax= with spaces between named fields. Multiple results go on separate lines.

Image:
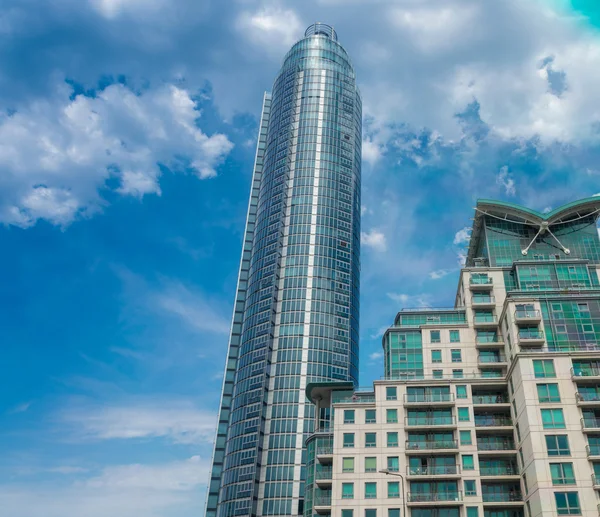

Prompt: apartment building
xmin=303 ymin=197 xmax=600 ymax=517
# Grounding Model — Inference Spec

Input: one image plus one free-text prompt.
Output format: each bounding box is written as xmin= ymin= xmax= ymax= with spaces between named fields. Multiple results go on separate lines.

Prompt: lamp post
xmin=379 ymin=468 xmax=406 ymax=517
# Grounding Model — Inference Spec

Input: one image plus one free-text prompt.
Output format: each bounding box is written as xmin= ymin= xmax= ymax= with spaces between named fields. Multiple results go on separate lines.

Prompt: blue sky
xmin=2 ymin=0 xmax=600 ymax=515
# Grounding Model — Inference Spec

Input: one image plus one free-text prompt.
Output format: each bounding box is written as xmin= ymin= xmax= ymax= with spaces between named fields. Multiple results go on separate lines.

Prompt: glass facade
xmin=207 ymin=23 xmax=361 ymax=517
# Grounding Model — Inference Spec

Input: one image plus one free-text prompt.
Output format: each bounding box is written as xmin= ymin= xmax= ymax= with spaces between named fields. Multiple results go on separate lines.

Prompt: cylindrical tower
xmin=208 ymin=23 xmax=361 ymax=517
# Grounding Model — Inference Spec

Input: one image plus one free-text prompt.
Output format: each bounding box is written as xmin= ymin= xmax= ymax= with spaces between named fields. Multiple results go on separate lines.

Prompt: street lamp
xmin=379 ymin=468 xmax=406 ymax=517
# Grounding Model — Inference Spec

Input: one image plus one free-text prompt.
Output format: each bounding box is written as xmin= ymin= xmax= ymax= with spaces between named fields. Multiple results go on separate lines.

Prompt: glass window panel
xmin=388 ymin=482 xmax=400 ymax=498
xmin=386 ymin=387 xmax=397 ymax=401
xmin=546 ymin=435 xmax=571 ymax=456
xmin=462 ymin=455 xmax=474 ymax=470
xmin=460 ymin=430 xmax=472 ymax=445
xmin=431 ymin=330 xmax=441 ymax=343
xmin=450 ymin=330 xmax=460 ymax=343
xmin=458 ymin=408 xmax=470 ymax=421
xmin=387 ymin=409 xmax=398 ymax=423
xmin=451 ymin=349 xmax=462 ymax=362
xmin=387 ymin=432 xmax=399 ymax=447
xmin=432 ymin=350 xmax=442 ymax=363
xmin=365 ymin=457 xmax=376 ymax=473
xmin=387 ymin=456 xmax=399 ymax=472
xmin=456 ymin=385 xmax=468 ymax=399
xmin=343 ymin=433 xmax=355 ymax=448
xmin=343 ymin=457 xmax=354 ymax=472
xmin=365 ymin=409 xmax=376 ymax=424
xmin=342 ymin=482 xmax=354 ymax=498
xmin=464 ymin=480 xmax=476 ymax=496
xmin=344 ymin=409 xmax=355 ymax=424
xmin=365 ymin=482 xmax=377 ymax=499
xmin=365 ymin=432 xmax=377 ymax=447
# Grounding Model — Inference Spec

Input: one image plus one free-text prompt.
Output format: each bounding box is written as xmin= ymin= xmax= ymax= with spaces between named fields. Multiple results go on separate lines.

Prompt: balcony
xmin=472 ymin=296 xmax=496 ymax=308
xmin=475 ymin=416 xmax=513 ymax=430
xmin=473 ymin=316 xmax=498 ymax=329
xmin=517 ymin=330 xmax=545 ymax=346
xmin=315 ymin=468 xmax=332 ymax=487
xmin=473 ymin=395 xmax=510 ymax=407
xmin=478 ymin=355 xmax=508 ymax=368
xmin=405 ymin=440 xmax=459 ymax=453
xmin=477 ymin=441 xmax=517 ymax=454
xmin=405 ymin=416 xmax=457 ymax=429
xmin=470 ymin=277 xmax=493 ymax=290
xmin=581 ymin=417 xmax=600 ymax=431
xmin=407 ymin=465 xmax=460 ymax=478
xmin=482 ymin=492 xmax=523 ymax=504
xmin=479 ymin=466 xmax=520 ymax=479
xmin=407 ymin=492 xmax=463 ymax=505
xmin=313 ymin=494 xmax=332 ymax=514
xmin=587 ymin=444 xmax=600 ymax=459
xmin=476 ymin=339 xmax=505 ymax=349
xmin=514 ymin=310 xmax=541 ymax=324
xmin=404 ymin=393 xmax=455 ymax=406
xmin=316 ymin=445 xmax=333 ymax=463
xmin=572 ymin=367 xmax=600 ymax=381
xmin=576 ymin=392 xmax=600 ymax=406
xmin=593 ymin=475 xmax=600 ymax=489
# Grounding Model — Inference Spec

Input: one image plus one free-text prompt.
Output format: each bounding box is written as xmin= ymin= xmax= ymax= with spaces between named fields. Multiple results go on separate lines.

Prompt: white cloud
xmin=387 ymin=292 xmax=432 ymax=308
xmin=236 ymin=7 xmax=303 ymax=54
xmin=496 ymin=166 xmax=516 ymax=196
xmin=362 ymin=138 xmax=384 ymax=166
xmin=369 ymin=351 xmax=383 ymax=361
xmin=0 ymin=83 xmax=233 ymax=228
xmin=90 ymin=0 xmax=168 ymax=19
xmin=453 ymin=227 xmax=471 ymax=245
xmin=361 ymin=229 xmax=387 ymax=252
xmin=8 ymin=401 xmax=31 ymax=414
xmin=429 ymin=269 xmax=452 ymax=280
xmin=60 ymin=400 xmax=216 ymax=444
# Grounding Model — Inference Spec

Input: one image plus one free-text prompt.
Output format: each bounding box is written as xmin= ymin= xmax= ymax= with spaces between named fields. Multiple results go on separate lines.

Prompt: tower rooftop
xmin=305 ymin=22 xmax=338 ymax=41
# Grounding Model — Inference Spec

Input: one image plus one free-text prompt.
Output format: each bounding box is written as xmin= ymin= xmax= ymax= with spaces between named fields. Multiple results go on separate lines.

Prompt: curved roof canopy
xmin=467 ymin=197 xmax=600 ymax=266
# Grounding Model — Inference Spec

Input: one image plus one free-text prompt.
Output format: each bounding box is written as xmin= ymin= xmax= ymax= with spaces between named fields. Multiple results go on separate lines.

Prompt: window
xmin=460 ymin=430 xmax=472 ymax=445
xmin=432 ymin=350 xmax=442 ymax=363
xmin=387 ymin=456 xmax=399 ymax=472
xmin=462 ymin=455 xmax=474 ymax=470
xmin=386 ymin=387 xmax=397 ymax=401
xmin=343 ymin=433 xmax=355 ymax=448
xmin=387 ymin=432 xmax=399 ymax=447
xmin=456 ymin=385 xmax=467 ymax=399
xmin=365 ymin=409 xmax=376 ymax=424
xmin=342 ymin=511 xmax=353 ymax=517
xmin=458 ymin=408 xmax=470 ymax=422
xmin=451 ymin=349 xmax=462 ymax=363
xmin=343 ymin=457 xmax=354 ymax=473
xmin=546 ymin=435 xmax=571 ymax=456
xmin=467 ymin=507 xmax=478 ymax=517
xmin=537 ymin=384 xmax=561 ymax=403
xmin=365 ymin=457 xmax=377 ymax=473
xmin=577 ymin=303 xmax=589 ymax=313
xmin=365 ymin=482 xmax=377 ymax=499
xmin=388 ymin=510 xmax=400 ymax=517
xmin=433 ymin=370 xmax=443 ymax=379
xmin=534 ymin=359 xmax=556 ymax=378
xmin=550 ymin=463 xmax=576 ymax=485
xmin=523 ymin=474 xmax=528 ymax=494
xmin=516 ymin=423 xmax=521 ymax=442
xmin=554 ymin=492 xmax=581 ymax=515
xmin=386 ymin=409 xmax=398 ymax=423
xmin=453 ymin=369 xmax=464 ymax=379
xmin=509 ymin=377 xmax=514 ymax=393
xmin=464 ymin=480 xmax=476 ymax=496
xmin=519 ymin=449 xmax=525 ymax=467
xmin=342 ymin=482 xmax=354 ymax=499
xmin=365 ymin=432 xmax=377 ymax=448
xmin=344 ymin=410 xmax=355 ymax=424
xmin=430 ymin=330 xmax=441 ymax=343
xmin=365 ymin=511 xmax=376 ymax=517
xmin=388 ymin=481 xmax=400 ymax=498
xmin=450 ymin=330 xmax=460 ymax=343
xmin=542 ymin=409 xmax=566 ymax=429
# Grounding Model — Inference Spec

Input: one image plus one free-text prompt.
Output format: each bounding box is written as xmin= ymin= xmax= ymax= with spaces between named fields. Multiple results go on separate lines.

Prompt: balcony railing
xmin=406 ymin=440 xmax=459 ymax=451
xmin=477 ymin=441 xmax=516 ymax=451
xmin=470 ymin=277 xmax=493 ymax=286
xmin=480 ymin=466 xmax=519 ymax=476
xmin=405 ymin=393 xmax=455 ymax=403
xmin=587 ymin=444 xmax=600 ymax=457
xmin=474 ymin=316 xmax=498 ymax=325
xmin=475 ymin=417 xmax=513 ymax=427
xmin=408 ymin=492 xmax=463 ymax=503
xmin=315 ymin=468 xmax=332 ymax=480
xmin=314 ymin=494 xmax=332 ymax=506
xmin=473 ymin=395 xmax=509 ymax=404
xmin=482 ymin=492 xmax=523 ymax=503
xmin=472 ymin=296 xmax=496 ymax=305
xmin=514 ymin=310 xmax=541 ymax=320
xmin=406 ymin=416 xmax=456 ymax=426
xmin=518 ymin=330 xmax=544 ymax=340
xmin=572 ymin=367 xmax=600 ymax=378
xmin=593 ymin=474 xmax=600 ymax=486
xmin=316 ymin=446 xmax=333 ymax=456
xmin=478 ymin=355 xmax=507 ymax=364
xmin=582 ymin=417 xmax=600 ymax=429
xmin=335 ymin=395 xmax=376 ymax=404
xmin=407 ymin=465 xmax=460 ymax=476
xmin=577 ymin=392 xmax=600 ymax=402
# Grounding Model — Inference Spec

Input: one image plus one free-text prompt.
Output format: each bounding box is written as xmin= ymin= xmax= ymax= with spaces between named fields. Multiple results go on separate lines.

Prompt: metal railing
xmin=582 ymin=417 xmax=600 ymax=429
xmin=571 ymin=367 xmax=600 ymax=378
xmin=336 ymin=395 xmax=376 ymax=404
xmin=408 ymin=492 xmax=463 ymax=502
xmin=405 ymin=416 xmax=456 ymax=426
xmin=479 ymin=465 xmax=519 ymax=476
xmin=476 ymin=337 xmax=502 ymax=345
xmin=315 ymin=468 xmax=332 ymax=480
xmin=472 ymin=296 xmax=495 ymax=304
xmin=470 ymin=277 xmax=493 ymax=285
xmin=593 ymin=474 xmax=600 ymax=486
xmin=475 ymin=417 xmax=513 ymax=427
xmin=587 ymin=444 xmax=600 ymax=457
xmin=407 ymin=465 xmax=459 ymax=476
xmin=478 ymin=355 xmax=507 ymax=364
xmin=577 ymin=392 xmax=600 ymax=402
xmin=482 ymin=492 xmax=523 ymax=502
xmin=474 ymin=316 xmax=498 ymax=325
xmin=518 ymin=330 xmax=544 ymax=340
xmin=404 ymin=393 xmax=455 ymax=403
xmin=316 ymin=446 xmax=333 ymax=455
xmin=314 ymin=494 xmax=332 ymax=506
xmin=514 ymin=310 xmax=541 ymax=319
xmin=406 ymin=440 xmax=459 ymax=451
xmin=477 ymin=441 xmax=516 ymax=451
xmin=473 ymin=395 xmax=509 ymax=404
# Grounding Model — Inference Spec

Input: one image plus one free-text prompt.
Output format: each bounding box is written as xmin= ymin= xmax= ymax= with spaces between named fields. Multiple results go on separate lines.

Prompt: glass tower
xmin=206 ymin=23 xmax=362 ymax=517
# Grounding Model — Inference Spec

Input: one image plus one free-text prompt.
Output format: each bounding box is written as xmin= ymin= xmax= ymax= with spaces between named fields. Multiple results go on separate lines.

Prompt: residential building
xmin=206 ymin=23 xmax=362 ymax=517
xmin=304 ymin=197 xmax=600 ymax=517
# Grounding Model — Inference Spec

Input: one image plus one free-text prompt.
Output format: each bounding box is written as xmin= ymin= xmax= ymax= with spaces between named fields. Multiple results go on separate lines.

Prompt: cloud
xmin=429 ymin=269 xmax=452 ymax=280
xmin=387 ymin=292 xmax=432 ymax=308
xmin=60 ymin=399 xmax=216 ymax=444
xmin=453 ymin=227 xmax=471 ymax=245
xmin=236 ymin=7 xmax=303 ymax=55
xmin=362 ymin=138 xmax=384 ymax=166
xmin=0 ymin=82 xmax=233 ymax=228
xmin=496 ymin=166 xmax=516 ymax=196
xmin=0 ymin=456 xmax=208 ymax=517
xmin=369 ymin=351 xmax=383 ymax=361
xmin=8 ymin=402 xmax=31 ymax=414
xmin=361 ymin=229 xmax=387 ymax=252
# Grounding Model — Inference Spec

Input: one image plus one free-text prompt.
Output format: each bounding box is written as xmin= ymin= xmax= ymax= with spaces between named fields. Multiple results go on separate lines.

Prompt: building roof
xmin=466 ymin=197 xmax=600 ymax=266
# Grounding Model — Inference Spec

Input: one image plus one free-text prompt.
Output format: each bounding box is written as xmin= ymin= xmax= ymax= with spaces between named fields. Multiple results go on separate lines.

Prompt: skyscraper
xmin=206 ymin=23 xmax=362 ymax=517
